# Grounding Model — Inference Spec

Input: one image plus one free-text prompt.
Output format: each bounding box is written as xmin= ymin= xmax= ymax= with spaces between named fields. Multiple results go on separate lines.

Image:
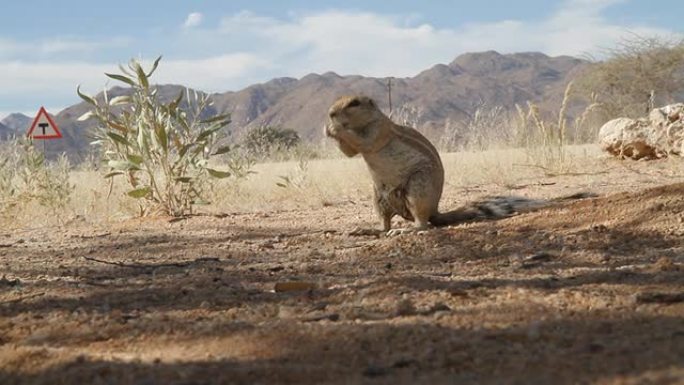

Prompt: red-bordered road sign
xmin=27 ymin=106 xmax=62 ymax=140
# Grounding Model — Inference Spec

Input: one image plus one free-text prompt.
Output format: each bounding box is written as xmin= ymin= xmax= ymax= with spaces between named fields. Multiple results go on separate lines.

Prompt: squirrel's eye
xmin=347 ymin=99 xmax=361 ymax=108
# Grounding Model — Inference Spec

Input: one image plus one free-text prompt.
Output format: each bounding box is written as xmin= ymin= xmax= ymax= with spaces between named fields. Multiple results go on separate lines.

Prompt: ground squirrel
xmin=325 ymin=95 xmax=592 ymax=235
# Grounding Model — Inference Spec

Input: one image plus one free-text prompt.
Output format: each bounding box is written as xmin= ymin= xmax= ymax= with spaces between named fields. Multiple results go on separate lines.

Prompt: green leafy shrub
xmin=77 ymin=57 xmax=233 ymax=217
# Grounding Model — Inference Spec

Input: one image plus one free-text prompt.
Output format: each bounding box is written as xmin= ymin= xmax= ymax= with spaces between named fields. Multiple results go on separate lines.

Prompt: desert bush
xmin=242 ymin=126 xmax=301 ymax=159
xmin=577 ymin=34 xmax=684 ymax=119
xmin=77 ymin=57 xmax=233 ymax=217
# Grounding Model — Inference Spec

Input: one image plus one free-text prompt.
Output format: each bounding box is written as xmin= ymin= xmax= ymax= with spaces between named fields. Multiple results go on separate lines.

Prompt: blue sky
xmin=1 ymin=0 xmax=682 ymax=119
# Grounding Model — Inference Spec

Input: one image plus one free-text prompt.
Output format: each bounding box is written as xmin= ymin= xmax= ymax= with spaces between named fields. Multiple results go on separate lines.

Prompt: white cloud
xmin=0 ymin=38 xmax=21 ymax=56
xmin=0 ymin=53 xmax=269 ymax=112
xmin=184 ymin=12 xmax=204 ymax=28
xmin=154 ymin=53 xmax=270 ymax=90
xmin=0 ymin=36 xmax=130 ymax=60
xmin=38 ymin=38 xmax=102 ymax=54
xmin=216 ymin=10 xmax=457 ymax=77
xmin=0 ymin=60 xmax=110 ymax=96
xmin=1 ymin=0 xmax=682 ymax=114
xmin=209 ymin=2 xmax=679 ymax=79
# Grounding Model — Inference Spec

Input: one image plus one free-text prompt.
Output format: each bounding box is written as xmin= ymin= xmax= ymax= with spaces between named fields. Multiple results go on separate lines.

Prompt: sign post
xmin=26 ymin=106 xmax=62 ymax=155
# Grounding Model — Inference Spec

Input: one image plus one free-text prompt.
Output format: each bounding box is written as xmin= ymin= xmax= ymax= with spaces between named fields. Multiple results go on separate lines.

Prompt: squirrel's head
xmin=326 ymin=95 xmax=386 ymax=137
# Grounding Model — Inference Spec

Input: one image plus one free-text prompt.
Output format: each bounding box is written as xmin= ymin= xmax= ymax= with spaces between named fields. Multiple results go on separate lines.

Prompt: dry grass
xmin=512 ymin=82 xmax=603 ymax=176
xmin=1 ymin=144 xmax=609 ymax=230
xmin=442 ymin=144 xmax=603 ymax=187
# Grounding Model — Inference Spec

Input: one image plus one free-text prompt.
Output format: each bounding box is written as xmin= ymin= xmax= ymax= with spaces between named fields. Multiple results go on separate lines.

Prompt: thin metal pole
xmin=387 ymin=77 xmax=393 ymax=116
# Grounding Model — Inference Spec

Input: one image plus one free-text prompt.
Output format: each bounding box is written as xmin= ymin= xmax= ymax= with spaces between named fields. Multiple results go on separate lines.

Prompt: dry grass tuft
xmin=515 ymin=82 xmax=602 ymax=176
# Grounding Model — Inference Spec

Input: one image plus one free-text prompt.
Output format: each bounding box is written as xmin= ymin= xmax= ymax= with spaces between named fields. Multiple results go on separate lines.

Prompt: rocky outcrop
xmin=650 ymin=103 xmax=684 ymax=155
xmin=598 ymin=103 xmax=684 ymax=160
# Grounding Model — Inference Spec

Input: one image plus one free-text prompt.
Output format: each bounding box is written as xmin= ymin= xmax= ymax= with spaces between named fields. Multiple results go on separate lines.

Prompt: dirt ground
xmin=1 ymin=158 xmax=684 ymax=385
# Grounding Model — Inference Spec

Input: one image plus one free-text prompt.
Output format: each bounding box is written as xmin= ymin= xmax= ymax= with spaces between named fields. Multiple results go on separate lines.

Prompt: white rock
xmin=598 ymin=103 xmax=684 ymax=159
xmin=598 ymin=118 xmax=661 ymax=159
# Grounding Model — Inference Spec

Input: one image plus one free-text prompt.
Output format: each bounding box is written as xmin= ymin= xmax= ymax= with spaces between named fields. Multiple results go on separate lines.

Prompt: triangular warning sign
xmin=27 ymin=107 xmax=62 ymax=139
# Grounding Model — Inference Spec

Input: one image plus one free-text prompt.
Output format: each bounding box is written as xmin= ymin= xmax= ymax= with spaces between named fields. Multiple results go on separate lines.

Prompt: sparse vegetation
xmin=515 ymin=82 xmax=601 ymax=175
xmin=0 ymin=138 xmax=73 ymax=220
xmin=242 ymin=125 xmax=302 ymax=159
xmin=77 ymin=57 xmax=233 ymax=217
xmin=577 ymin=34 xmax=684 ymax=119
xmin=440 ymin=102 xmax=510 ymax=151
xmin=276 ymin=157 xmax=310 ymax=190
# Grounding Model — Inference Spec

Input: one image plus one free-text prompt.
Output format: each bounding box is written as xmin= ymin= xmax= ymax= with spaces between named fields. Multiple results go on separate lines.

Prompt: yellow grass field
xmin=10 ymin=144 xmax=621 ymax=226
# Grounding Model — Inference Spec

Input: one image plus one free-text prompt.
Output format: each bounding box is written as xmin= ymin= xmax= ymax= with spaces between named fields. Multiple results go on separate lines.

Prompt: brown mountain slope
xmin=211 ymin=50 xmax=586 ymax=142
xmin=2 ymin=51 xmax=588 ymax=160
xmin=1 ymin=113 xmax=32 ymax=135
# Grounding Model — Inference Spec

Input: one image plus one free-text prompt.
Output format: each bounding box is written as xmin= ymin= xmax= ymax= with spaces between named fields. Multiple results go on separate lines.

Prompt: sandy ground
xmin=1 ymin=152 xmax=684 ymax=385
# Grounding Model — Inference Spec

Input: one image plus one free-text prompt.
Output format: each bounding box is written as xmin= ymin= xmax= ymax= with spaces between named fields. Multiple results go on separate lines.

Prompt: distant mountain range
xmin=0 ymin=51 xmax=588 ymax=161
xmin=0 ymin=113 xmax=32 ymax=138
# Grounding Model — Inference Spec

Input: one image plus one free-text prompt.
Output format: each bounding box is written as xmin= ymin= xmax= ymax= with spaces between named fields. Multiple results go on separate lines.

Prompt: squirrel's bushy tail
xmin=429 ymin=192 xmax=596 ymax=227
